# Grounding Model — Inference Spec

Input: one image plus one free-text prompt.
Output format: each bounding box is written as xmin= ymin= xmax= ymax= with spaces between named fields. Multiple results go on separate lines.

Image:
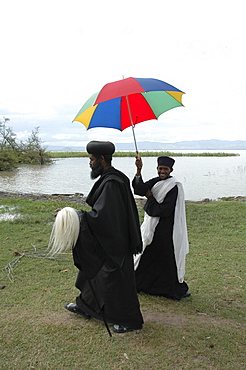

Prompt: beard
xmin=90 ymin=161 xmax=104 ymax=179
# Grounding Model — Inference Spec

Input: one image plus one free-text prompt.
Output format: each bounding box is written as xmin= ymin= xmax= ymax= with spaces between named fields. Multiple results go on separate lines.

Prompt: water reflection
xmin=0 ymin=205 xmax=21 ymax=221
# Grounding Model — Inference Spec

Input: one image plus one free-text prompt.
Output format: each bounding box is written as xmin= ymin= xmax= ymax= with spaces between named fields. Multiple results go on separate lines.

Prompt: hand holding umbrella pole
xmin=135 ymin=155 xmax=143 ymax=177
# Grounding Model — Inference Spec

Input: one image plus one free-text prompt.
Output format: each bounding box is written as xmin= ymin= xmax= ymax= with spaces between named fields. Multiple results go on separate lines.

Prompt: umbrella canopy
xmin=73 ymin=77 xmax=185 ymax=151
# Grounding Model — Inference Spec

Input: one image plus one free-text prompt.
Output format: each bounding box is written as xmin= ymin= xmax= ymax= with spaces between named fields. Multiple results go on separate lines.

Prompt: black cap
xmin=157 ymin=156 xmax=175 ymax=168
xmin=86 ymin=141 xmax=115 ymax=155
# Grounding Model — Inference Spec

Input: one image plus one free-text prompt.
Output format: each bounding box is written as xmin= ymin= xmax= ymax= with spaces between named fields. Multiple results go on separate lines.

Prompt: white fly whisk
xmin=47 ymin=207 xmax=80 ymax=256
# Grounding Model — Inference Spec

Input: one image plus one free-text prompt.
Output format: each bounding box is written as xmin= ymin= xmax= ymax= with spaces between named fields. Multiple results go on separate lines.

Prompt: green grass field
xmin=0 ymin=197 xmax=245 ymax=369
xmin=48 ymin=151 xmax=238 ymax=158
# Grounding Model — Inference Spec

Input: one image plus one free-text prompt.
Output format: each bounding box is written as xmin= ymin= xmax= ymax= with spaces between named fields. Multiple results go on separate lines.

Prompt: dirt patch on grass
xmin=0 ymin=191 xmax=88 ymax=206
xmin=142 ymin=310 xmax=243 ymax=329
xmin=28 ymin=307 xmax=243 ymax=332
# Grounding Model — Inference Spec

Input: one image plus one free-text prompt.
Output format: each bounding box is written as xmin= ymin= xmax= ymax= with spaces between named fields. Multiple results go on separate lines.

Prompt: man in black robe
xmin=132 ymin=155 xmax=190 ymax=300
xmin=65 ymin=141 xmax=143 ymax=333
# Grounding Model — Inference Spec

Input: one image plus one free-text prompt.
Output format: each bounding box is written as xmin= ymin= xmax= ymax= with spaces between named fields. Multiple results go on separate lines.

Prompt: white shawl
xmin=134 ymin=177 xmax=189 ymax=283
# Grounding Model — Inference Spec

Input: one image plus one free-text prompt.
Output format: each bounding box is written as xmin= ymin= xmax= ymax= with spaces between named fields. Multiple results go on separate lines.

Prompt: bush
xmin=0 ymin=147 xmax=19 ymax=170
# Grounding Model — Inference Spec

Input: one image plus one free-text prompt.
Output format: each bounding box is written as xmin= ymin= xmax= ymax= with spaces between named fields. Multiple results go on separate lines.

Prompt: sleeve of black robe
xmin=144 ymin=185 xmax=178 ymax=218
xmin=132 ymin=175 xmax=159 ymax=196
xmin=86 ymin=179 xmax=130 ymax=268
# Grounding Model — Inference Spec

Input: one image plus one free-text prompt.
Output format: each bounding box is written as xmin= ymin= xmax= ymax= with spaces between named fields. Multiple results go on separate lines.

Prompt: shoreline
xmin=0 ymin=191 xmax=245 ymax=205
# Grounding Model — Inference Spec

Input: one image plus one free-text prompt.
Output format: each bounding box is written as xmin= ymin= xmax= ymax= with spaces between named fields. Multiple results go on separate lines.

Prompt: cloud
xmin=1 ymin=0 xmax=245 ymax=148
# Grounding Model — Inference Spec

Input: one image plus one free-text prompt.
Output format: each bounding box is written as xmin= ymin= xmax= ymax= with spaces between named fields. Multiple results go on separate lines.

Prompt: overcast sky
xmin=1 ymin=0 xmax=245 ymax=149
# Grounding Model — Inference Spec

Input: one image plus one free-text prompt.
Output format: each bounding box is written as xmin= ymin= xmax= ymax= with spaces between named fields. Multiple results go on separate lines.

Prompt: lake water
xmin=0 ymin=150 xmax=245 ymax=201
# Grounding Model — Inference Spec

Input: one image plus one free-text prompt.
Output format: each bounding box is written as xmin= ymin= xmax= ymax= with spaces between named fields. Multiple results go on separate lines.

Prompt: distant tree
xmin=0 ymin=118 xmax=52 ymax=170
xmin=0 ymin=118 xmax=18 ymax=150
xmin=20 ymin=127 xmax=52 ymax=165
xmin=0 ymin=118 xmax=19 ymax=170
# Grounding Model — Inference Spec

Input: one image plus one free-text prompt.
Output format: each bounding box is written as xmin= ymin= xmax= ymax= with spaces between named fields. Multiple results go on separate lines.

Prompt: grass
xmin=0 ymin=197 xmax=245 ymax=369
xmin=48 ymin=151 xmax=239 ymax=159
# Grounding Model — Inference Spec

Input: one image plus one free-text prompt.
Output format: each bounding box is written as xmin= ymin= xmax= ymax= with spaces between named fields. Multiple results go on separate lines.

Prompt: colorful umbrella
xmin=73 ymin=77 xmax=184 ymax=152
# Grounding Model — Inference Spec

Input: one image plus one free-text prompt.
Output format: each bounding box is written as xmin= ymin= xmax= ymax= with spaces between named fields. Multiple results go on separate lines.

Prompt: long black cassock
xmin=132 ymin=175 xmax=189 ymax=300
xmin=73 ymin=167 xmax=143 ymax=328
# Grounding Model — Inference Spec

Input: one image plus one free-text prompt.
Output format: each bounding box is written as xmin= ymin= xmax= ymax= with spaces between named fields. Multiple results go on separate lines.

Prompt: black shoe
xmin=112 ymin=324 xmax=142 ymax=333
xmin=65 ymin=303 xmax=91 ymax=319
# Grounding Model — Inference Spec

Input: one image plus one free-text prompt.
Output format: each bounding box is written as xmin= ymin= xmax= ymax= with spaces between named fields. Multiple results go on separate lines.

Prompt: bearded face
xmin=90 ymin=156 xmax=104 ymax=179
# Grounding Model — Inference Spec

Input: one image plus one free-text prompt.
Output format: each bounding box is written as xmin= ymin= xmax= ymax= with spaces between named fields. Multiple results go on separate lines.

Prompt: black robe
xmin=74 ymin=167 xmax=143 ymax=328
xmin=132 ymin=175 xmax=189 ymax=300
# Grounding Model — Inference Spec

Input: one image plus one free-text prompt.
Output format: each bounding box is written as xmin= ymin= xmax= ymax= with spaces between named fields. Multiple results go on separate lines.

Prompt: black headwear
xmin=157 ymin=156 xmax=175 ymax=168
xmin=86 ymin=141 xmax=115 ymax=155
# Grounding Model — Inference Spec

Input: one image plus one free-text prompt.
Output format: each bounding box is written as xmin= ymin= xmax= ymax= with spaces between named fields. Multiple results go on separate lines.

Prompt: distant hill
xmin=117 ymin=140 xmax=246 ymax=150
xmin=47 ymin=140 xmax=246 ymax=152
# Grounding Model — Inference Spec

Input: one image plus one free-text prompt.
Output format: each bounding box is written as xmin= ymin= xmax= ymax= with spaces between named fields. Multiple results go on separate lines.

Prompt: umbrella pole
xmin=131 ymin=125 xmax=138 ymax=155
xmin=126 ymin=95 xmax=138 ymax=154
